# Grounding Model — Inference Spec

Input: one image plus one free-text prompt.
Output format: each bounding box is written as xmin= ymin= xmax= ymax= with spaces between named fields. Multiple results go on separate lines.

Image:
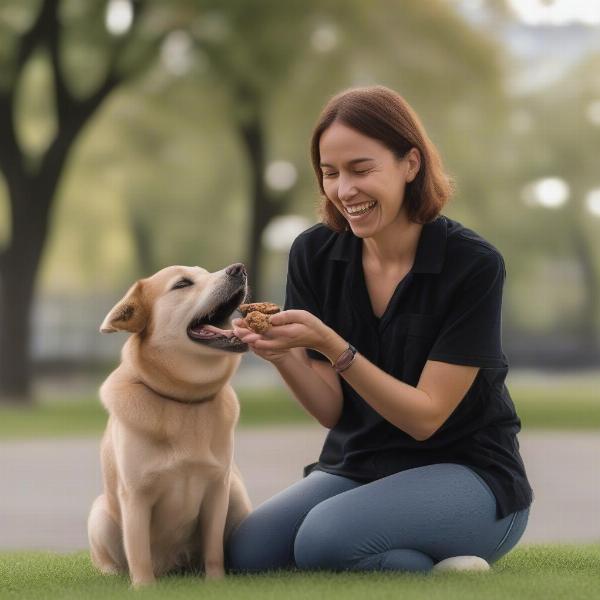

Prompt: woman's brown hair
xmin=311 ymin=85 xmax=454 ymax=231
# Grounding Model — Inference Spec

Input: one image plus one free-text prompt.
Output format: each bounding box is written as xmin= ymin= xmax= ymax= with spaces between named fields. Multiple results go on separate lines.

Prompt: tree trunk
xmin=0 ymin=0 xmax=150 ymax=404
xmin=0 ymin=185 xmax=49 ymax=404
xmin=239 ymin=115 xmax=268 ymax=301
xmin=0 ymin=255 xmax=38 ymax=404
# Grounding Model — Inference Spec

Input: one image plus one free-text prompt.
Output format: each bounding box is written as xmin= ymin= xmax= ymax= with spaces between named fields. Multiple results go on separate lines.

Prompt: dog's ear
xmin=100 ymin=282 xmax=148 ymax=333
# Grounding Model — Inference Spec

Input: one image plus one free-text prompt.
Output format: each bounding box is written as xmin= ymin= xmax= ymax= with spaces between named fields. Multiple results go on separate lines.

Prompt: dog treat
xmin=239 ymin=302 xmax=280 ymax=317
xmin=239 ymin=302 xmax=281 ymax=334
xmin=244 ymin=311 xmax=271 ymax=334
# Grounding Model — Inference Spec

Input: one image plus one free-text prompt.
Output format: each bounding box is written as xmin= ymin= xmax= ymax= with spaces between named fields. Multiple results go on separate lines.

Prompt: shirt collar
xmin=328 ymin=215 xmax=447 ymax=274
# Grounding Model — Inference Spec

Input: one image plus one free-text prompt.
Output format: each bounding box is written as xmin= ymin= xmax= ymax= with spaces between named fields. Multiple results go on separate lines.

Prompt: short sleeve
xmin=283 ymin=236 xmax=330 ymax=362
xmin=428 ymin=251 xmax=508 ymax=368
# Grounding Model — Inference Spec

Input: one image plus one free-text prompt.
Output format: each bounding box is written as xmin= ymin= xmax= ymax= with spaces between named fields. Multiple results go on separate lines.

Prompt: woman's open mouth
xmin=187 ymin=288 xmax=248 ymax=353
xmin=344 ymin=200 xmax=377 ymax=220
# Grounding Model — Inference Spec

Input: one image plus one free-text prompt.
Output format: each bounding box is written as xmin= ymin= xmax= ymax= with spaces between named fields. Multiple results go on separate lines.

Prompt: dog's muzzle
xmin=187 ymin=268 xmax=249 ymax=353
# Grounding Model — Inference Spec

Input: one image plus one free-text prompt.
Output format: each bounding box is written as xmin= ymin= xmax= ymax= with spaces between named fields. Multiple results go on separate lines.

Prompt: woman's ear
xmin=100 ymin=281 xmax=148 ymax=333
xmin=405 ymin=147 xmax=421 ymax=183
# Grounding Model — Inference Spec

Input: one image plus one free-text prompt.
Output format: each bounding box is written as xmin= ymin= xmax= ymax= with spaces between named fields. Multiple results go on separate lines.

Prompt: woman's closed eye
xmin=323 ymin=169 xmax=371 ymax=178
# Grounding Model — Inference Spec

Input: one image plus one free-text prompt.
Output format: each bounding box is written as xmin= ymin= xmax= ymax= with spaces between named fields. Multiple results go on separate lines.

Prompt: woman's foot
xmin=432 ymin=556 xmax=490 ymax=572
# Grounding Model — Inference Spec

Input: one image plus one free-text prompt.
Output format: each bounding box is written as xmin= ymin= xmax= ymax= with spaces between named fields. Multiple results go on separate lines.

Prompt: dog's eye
xmin=172 ymin=278 xmax=193 ymax=290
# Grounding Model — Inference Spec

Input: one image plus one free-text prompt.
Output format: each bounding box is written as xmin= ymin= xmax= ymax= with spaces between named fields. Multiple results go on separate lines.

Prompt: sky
xmin=455 ymin=0 xmax=600 ymax=94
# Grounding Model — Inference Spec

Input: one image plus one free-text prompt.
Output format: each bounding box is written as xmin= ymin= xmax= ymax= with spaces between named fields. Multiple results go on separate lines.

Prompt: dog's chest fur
xmin=102 ymin=375 xmax=238 ymax=551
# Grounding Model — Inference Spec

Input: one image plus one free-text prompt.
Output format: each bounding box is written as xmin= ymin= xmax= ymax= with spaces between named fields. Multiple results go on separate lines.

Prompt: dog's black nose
xmin=226 ymin=263 xmax=247 ymax=279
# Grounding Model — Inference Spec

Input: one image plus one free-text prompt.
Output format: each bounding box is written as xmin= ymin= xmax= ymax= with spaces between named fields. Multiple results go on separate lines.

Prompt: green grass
xmin=0 ymin=545 xmax=599 ymax=599
xmin=512 ymin=386 xmax=600 ymax=430
xmin=0 ymin=380 xmax=598 ymax=440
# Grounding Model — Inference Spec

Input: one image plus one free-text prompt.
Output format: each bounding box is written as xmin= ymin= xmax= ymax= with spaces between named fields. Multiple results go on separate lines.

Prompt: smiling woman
xmin=311 ymin=86 xmax=452 ymax=233
xmin=227 ymin=85 xmax=533 ymax=576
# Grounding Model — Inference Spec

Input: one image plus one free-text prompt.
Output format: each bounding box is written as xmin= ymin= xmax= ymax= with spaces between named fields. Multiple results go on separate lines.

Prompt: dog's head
xmin=100 ymin=263 xmax=250 ymax=355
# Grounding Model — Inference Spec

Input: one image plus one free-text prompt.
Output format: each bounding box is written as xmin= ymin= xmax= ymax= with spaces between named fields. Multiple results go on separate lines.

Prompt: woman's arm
xmin=318 ymin=330 xmax=478 ymax=441
xmin=271 ymin=347 xmax=343 ymax=428
xmin=236 ymin=309 xmax=478 ymax=440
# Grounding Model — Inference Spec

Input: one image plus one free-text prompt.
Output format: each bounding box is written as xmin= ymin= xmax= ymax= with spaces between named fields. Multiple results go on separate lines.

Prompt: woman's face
xmin=319 ymin=121 xmax=419 ymax=237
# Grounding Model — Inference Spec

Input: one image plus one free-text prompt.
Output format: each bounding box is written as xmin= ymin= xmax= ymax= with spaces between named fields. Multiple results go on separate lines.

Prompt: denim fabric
xmin=226 ymin=463 xmax=530 ymax=573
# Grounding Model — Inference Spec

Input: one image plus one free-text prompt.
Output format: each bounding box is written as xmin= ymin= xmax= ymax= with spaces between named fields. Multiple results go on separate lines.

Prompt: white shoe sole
xmin=432 ymin=556 xmax=491 ymax=572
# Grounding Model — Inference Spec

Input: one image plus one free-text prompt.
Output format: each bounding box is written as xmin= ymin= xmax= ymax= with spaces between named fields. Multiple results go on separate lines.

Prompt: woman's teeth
xmin=345 ymin=201 xmax=377 ymax=217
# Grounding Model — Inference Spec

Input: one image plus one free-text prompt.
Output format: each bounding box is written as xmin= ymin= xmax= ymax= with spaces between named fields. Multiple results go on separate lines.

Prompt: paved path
xmin=1 ymin=428 xmax=598 ymax=551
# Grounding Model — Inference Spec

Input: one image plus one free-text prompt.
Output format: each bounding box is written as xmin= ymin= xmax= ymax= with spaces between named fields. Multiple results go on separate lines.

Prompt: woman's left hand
xmin=232 ymin=309 xmax=332 ymax=354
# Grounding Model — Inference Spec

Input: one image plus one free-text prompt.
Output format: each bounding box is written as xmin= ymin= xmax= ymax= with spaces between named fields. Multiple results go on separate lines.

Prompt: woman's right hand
xmin=232 ymin=318 xmax=291 ymax=364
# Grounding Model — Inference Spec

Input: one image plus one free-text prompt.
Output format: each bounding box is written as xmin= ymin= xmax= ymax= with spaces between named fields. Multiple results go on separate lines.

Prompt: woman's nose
xmin=336 ymin=175 xmax=358 ymax=202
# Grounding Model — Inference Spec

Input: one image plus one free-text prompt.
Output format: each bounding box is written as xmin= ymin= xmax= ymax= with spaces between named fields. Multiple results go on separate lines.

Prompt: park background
xmin=0 ymin=1 xmax=599 ymax=595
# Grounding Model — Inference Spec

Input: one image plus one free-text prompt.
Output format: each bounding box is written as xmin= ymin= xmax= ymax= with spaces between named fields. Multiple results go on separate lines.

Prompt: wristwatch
xmin=332 ymin=343 xmax=357 ymax=373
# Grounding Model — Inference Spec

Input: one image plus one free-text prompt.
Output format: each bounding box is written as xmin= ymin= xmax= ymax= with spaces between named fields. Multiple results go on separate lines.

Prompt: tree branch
xmin=0 ymin=0 xmax=56 ymax=181
xmin=0 ymin=92 xmax=22 ymax=181
xmin=71 ymin=0 xmax=151 ymax=121
xmin=35 ymin=0 xmax=151 ymax=198
xmin=15 ymin=0 xmax=55 ymax=74
xmin=46 ymin=0 xmax=73 ymax=127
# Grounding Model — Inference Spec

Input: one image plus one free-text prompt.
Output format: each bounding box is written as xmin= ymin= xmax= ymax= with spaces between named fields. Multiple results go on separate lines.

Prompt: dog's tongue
xmin=190 ymin=324 xmax=236 ymax=339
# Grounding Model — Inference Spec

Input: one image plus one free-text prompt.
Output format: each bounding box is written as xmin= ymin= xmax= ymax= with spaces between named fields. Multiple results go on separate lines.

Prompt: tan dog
xmin=87 ymin=263 xmax=252 ymax=588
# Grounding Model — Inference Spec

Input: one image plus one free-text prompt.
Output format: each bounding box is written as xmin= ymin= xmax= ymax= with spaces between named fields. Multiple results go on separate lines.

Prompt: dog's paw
xmin=204 ymin=564 xmax=225 ymax=580
xmin=97 ymin=564 xmax=122 ymax=576
xmin=130 ymin=576 xmax=157 ymax=589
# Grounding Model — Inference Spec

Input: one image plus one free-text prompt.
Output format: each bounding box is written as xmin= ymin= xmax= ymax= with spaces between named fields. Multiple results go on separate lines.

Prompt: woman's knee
xmin=227 ymin=471 xmax=359 ymax=573
xmin=226 ymin=507 xmax=294 ymax=573
xmin=294 ymin=500 xmax=353 ymax=570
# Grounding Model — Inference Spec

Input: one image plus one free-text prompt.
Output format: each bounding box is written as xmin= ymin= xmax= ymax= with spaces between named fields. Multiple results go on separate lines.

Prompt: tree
xmin=0 ymin=0 xmax=165 ymax=403
xmin=125 ymin=0 xmax=507 ymax=300
xmin=0 ymin=0 xmax=507 ymax=403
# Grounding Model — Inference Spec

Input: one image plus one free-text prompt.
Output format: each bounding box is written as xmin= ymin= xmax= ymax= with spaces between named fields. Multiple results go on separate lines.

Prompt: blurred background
xmin=1 ymin=0 xmax=600 ymax=404
xmin=0 ymin=0 xmax=599 ymax=551
xmin=1 ymin=0 xmax=600 ymax=405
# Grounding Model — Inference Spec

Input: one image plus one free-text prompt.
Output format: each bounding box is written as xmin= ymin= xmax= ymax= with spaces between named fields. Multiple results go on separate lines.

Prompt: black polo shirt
xmin=283 ymin=215 xmax=533 ymax=519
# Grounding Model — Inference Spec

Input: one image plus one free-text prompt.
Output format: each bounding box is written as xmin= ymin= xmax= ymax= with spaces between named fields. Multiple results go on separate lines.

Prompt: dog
xmin=87 ymin=262 xmax=252 ymax=588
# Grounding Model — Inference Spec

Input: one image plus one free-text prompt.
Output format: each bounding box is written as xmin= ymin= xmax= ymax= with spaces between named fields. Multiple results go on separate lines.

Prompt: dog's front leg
xmin=201 ymin=476 xmax=230 ymax=579
xmin=120 ymin=491 xmax=155 ymax=588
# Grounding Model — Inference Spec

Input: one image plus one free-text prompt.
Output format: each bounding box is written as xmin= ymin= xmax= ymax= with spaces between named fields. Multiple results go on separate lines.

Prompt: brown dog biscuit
xmin=239 ymin=302 xmax=280 ymax=317
xmin=244 ymin=311 xmax=271 ymax=334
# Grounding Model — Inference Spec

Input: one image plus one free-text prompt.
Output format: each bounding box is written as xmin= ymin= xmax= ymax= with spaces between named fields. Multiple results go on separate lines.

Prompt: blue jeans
xmin=226 ymin=463 xmax=530 ymax=573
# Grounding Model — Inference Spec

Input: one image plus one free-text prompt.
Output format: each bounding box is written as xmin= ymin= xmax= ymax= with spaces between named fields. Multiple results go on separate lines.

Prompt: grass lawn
xmin=0 ymin=544 xmax=599 ymax=599
xmin=0 ymin=377 xmax=598 ymax=439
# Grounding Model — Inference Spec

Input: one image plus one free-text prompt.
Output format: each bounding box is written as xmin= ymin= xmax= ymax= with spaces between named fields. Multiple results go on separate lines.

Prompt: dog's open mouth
xmin=187 ymin=288 xmax=248 ymax=353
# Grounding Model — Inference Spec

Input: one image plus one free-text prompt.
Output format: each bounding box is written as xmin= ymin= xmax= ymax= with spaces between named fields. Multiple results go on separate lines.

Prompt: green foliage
xmin=1 ymin=0 xmax=597 ymax=342
xmin=1 ymin=0 xmax=507 ymax=291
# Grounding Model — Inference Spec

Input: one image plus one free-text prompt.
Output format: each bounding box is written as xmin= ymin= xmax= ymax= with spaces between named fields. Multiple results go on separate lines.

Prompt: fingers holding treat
xmin=234 ymin=305 xmax=330 ymax=353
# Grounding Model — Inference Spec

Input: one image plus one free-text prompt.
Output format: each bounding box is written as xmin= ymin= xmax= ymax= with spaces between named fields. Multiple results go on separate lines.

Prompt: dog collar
xmin=136 ymin=380 xmax=216 ymax=405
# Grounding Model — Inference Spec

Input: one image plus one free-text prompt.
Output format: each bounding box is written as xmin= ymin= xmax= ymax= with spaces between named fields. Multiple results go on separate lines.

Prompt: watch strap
xmin=332 ymin=344 xmax=357 ymax=373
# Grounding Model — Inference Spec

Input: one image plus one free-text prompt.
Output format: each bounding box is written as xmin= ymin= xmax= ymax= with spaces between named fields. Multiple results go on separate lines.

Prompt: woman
xmin=227 ymin=85 xmax=533 ymax=574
